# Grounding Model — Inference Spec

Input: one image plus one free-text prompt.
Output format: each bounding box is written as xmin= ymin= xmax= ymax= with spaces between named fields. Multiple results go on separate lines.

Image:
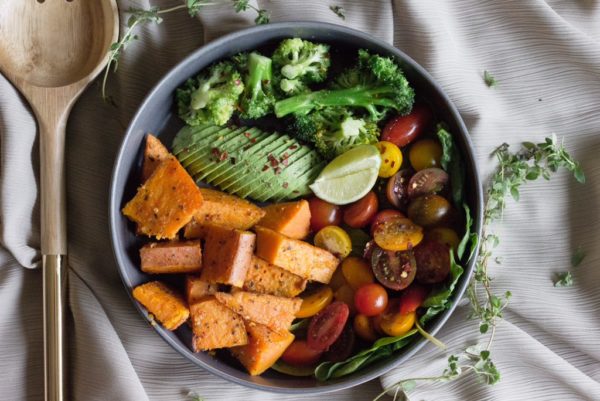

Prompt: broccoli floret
xmin=235 ymin=52 xmax=276 ymax=119
xmin=272 ymin=38 xmax=331 ymax=84
xmin=279 ymin=78 xmax=310 ymax=95
xmin=274 ymin=49 xmax=414 ymax=121
xmin=176 ymin=61 xmax=244 ymax=126
xmin=288 ymin=108 xmax=380 ymax=159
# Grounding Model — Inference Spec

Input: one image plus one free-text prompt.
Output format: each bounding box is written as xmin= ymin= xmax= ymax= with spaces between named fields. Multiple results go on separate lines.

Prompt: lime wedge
xmin=309 ymin=145 xmax=381 ymax=205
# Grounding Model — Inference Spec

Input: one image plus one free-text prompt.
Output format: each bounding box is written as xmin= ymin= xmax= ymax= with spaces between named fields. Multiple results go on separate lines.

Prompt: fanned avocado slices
xmin=172 ymin=123 xmax=324 ymax=202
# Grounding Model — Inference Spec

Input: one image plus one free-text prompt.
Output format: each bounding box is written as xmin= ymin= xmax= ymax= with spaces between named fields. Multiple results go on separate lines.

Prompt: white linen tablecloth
xmin=1 ymin=1 xmax=599 ymax=400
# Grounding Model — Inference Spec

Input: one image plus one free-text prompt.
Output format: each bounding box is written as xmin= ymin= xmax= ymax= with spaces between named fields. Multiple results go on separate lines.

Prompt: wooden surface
xmin=0 ymin=1 xmax=119 ymax=401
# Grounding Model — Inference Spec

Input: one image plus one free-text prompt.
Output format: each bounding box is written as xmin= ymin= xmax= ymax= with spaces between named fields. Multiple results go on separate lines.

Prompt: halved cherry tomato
xmin=309 ymin=197 xmax=342 ymax=232
xmin=354 ymin=314 xmax=379 ymax=341
xmin=375 ymin=141 xmax=403 ymax=178
xmin=426 ymin=227 xmax=460 ymax=252
xmin=399 ymin=285 xmax=429 ymax=315
xmin=341 ymin=256 xmax=374 ymax=290
xmin=324 ymin=323 xmax=356 ymax=362
xmin=373 ymin=216 xmax=424 ymax=251
xmin=314 ymin=226 xmax=352 ymax=258
xmin=386 ymin=169 xmax=412 ymax=211
xmin=343 ymin=191 xmax=379 ymax=228
xmin=334 ymin=284 xmax=356 ymax=315
xmin=407 ymin=194 xmax=452 ymax=228
xmin=281 ymin=340 xmax=323 ymax=366
xmin=409 ymin=139 xmax=442 ymax=171
xmin=414 ymin=238 xmax=451 ymax=284
xmin=371 ymin=246 xmax=417 ymax=290
xmin=379 ymin=310 xmax=416 ymax=337
xmin=329 ymin=267 xmax=347 ymax=291
xmin=382 ymin=104 xmax=432 ymax=147
xmin=407 ymin=168 xmax=449 ymax=199
xmin=370 ymin=209 xmax=405 ymax=236
xmin=307 ymin=302 xmax=350 ymax=351
xmin=296 ymin=285 xmax=334 ymax=318
xmin=354 ymin=283 xmax=388 ymax=316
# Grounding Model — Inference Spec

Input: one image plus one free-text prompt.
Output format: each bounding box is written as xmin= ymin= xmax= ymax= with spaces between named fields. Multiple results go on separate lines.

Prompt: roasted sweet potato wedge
xmin=140 ymin=240 xmax=202 ymax=274
xmin=243 ymin=256 xmax=307 ymax=297
xmin=190 ymin=297 xmax=248 ymax=351
xmin=132 ymin=281 xmax=189 ymax=331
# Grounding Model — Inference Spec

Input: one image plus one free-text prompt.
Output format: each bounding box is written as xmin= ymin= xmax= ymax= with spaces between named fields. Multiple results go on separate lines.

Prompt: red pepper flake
xmin=219 ymin=151 xmax=228 ymax=161
xmin=282 ymin=158 xmax=289 ymax=166
xmin=274 ymin=167 xmax=282 ymax=175
xmin=262 ymin=165 xmax=269 ymax=172
xmin=244 ymin=132 xmax=251 ymax=138
xmin=268 ymin=154 xmax=279 ymax=168
xmin=390 ymin=161 xmax=396 ymax=168
xmin=289 ymin=145 xmax=298 ymax=150
xmin=211 ymin=147 xmax=220 ymax=157
xmin=250 ymin=138 xmax=257 ymax=143
xmin=282 ymin=182 xmax=289 ymax=189
xmin=235 ymin=79 xmax=242 ymax=86
xmin=384 ymin=159 xmax=389 ymax=163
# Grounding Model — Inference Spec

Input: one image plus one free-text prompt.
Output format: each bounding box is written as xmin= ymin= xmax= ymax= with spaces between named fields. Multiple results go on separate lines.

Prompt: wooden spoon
xmin=0 ymin=1 xmax=118 ymax=400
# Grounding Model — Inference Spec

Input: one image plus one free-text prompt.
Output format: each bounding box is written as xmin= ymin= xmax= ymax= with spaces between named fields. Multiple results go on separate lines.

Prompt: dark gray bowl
xmin=109 ymin=22 xmax=483 ymax=394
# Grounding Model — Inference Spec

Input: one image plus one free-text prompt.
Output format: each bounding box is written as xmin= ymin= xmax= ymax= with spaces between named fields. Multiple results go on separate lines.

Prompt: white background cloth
xmin=1 ymin=1 xmax=599 ymax=400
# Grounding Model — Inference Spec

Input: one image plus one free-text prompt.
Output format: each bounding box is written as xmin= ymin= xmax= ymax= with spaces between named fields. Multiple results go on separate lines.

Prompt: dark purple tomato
xmin=414 ymin=239 xmax=451 ymax=284
xmin=386 ymin=169 xmax=412 ymax=211
xmin=407 ymin=168 xmax=449 ymax=199
xmin=370 ymin=245 xmax=417 ymax=290
xmin=324 ymin=323 xmax=356 ymax=362
xmin=407 ymin=194 xmax=452 ymax=228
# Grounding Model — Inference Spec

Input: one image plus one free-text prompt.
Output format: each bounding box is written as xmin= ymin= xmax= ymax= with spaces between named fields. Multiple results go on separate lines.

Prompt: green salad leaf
xmin=437 ymin=124 xmax=466 ymax=206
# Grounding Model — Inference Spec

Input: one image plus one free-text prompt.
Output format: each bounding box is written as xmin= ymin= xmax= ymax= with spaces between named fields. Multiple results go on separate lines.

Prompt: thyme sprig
xmin=377 ymin=135 xmax=584 ymax=401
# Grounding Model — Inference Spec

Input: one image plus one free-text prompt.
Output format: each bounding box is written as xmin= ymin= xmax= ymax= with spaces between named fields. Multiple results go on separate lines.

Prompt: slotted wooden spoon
xmin=0 ymin=1 xmax=118 ymax=400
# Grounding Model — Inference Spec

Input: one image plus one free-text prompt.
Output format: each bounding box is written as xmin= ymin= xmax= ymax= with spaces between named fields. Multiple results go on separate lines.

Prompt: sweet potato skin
xmin=184 ymin=188 xmax=265 ymax=239
xmin=215 ymin=291 xmax=301 ymax=333
xmin=230 ymin=321 xmax=295 ymax=375
xmin=190 ymin=297 xmax=248 ymax=351
xmin=243 ymin=256 xmax=307 ymax=297
xmin=140 ymin=240 xmax=202 ymax=274
xmin=123 ymin=158 xmax=203 ymax=239
xmin=186 ymin=275 xmax=219 ymax=305
xmin=132 ymin=281 xmax=189 ymax=330
xmin=255 ymin=226 xmax=339 ymax=283
xmin=142 ymin=134 xmax=171 ymax=181
xmin=259 ymin=200 xmax=311 ymax=239
xmin=200 ymin=225 xmax=255 ymax=287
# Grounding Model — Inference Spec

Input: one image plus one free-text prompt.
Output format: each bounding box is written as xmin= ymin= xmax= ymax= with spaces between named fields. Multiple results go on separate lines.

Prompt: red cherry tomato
xmin=382 ymin=104 xmax=433 ymax=148
xmin=307 ymin=302 xmax=350 ymax=351
xmin=280 ymin=340 xmax=323 ymax=366
xmin=309 ymin=197 xmax=342 ymax=232
xmin=370 ymin=209 xmax=405 ymax=236
xmin=354 ymin=283 xmax=389 ymax=316
xmin=399 ymin=284 xmax=430 ymax=315
xmin=343 ymin=191 xmax=379 ymax=228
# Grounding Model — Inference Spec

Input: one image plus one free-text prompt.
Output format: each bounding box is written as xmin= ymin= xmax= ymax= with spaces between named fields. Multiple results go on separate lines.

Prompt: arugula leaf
xmin=553 ymin=271 xmax=573 ymax=287
xmin=436 ymin=125 xmax=465 ymax=206
xmin=314 ymin=330 xmax=418 ymax=381
xmin=483 ymin=70 xmax=498 ymax=88
xmin=420 ymin=251 xmax=464 ymax=325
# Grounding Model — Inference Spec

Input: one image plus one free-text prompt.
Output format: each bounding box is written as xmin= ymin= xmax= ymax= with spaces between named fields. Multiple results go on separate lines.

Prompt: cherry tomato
xmin=307 ymin=302 xmax=350 ymax=351
xmin=409 ymin=139 xmax=442 ymax=171
xmin=386 ymin=169 xmax=412 ymax=211
xmin=373 ymin=216 xmax=424 ymax=252
xmin=399 ymin=284 xmax=429 ymax=315
xmin=341 ymin=256 xmax=374 ymax=290
xmin=375 ymin=141 xmax=403 ymax=178
xmin=371 ymin=245 xmax=417 ymax=291
xmin=407 ymin=194 xmax=452 ymax=228
xmin=334 ymin=284 xmax=356 ymax=315
xmin=382 ymin=104 xmax=433 ymax=147
xmin=309 ymin=197 xmax=342 ymax=232
xmin=343 ymin=191 xmax=379 ymax=228
xmin=281 ymin=340 xmax=323 ymax=366
xmin=379 ymin=310 xmax=416 ymax=337
xmin=414 ymin=239 xmax=451 ymax=284
xmin=296 ymin=285 xmax=334 ymax=318
xmin=314 ymin=226 xmax=352 ymax=258
xmin=324 ymin=323 xmax=356 ymax=362
xmin=354 ymin=314 xmax=379 ymax=342
xmin=354 ymin=283 xmax=388 ymax=316
xmin=426 ymin=227 xmax=460 ymax=252
xmin=407 ymin=168 xmax=449 ymax=199
xmin=329 ymin=267 xmax=347 ymax=291
xmin=370 ymin=209 xmax=405 ymax=236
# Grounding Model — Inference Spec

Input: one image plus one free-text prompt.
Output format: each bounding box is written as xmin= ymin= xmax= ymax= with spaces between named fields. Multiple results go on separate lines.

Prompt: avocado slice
xmin=183 ymin=127 xmax=247 ymax=177
xmin=173 ymin=125 xmax=223 ymax=162
xmin=177 ymin=126 xmax=241 ymax=168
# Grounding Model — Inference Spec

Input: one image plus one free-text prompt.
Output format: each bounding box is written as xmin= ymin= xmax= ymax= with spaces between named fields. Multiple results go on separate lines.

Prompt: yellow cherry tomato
xmin=409 ymin=139 xmax=442 ymax=171
xmin=379 ymin=311 xmax=416 ymax=337
xmin=329 ymin=267 xmax=348 ymax=291
xmin=296 ymin=285 xmax=334 ymax=318
xmin=354 ymin=314 xmax=379 ymax=342
xmin=334 ymin=284 xmax=356 ymax=315
xmin=373 ymin=216 xmax=424 ymax=251
xmin=314 ymin=226 xmax=352 ymax=258
xmin=341 ymin=256 xmax=374 ymax=290
xmin=375 ymin=141 xmax=403 ymax=178
xmin=426 ymin=227 xmax=460 ymax=252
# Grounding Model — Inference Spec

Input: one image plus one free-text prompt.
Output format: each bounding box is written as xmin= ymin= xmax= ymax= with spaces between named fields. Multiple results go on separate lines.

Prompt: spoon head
xmin=0 ymin=0 xmax=118 ymax=88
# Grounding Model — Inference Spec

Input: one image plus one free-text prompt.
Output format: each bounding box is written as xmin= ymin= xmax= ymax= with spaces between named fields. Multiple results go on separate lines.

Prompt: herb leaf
xmin=554 ymin=271 xmax=573 ymax=287
xmin=436 ymin=124 xmax=465 ymax=206
xmin=483 ymin=70 xmax=498 ymax=87
xmin=330 ymin=5 xmax=346 ymax=20
xmin=571 ymin=246 xmax=586 ymax=267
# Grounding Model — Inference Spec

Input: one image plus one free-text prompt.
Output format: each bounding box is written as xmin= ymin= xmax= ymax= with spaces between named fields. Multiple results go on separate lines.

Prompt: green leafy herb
xmin=554 ymin=271 xmax=573 ymax=287
xmin=571 ymin=246 xmax=586 ymax=267
xmin=101 ymin=1 xmax=270 ymax=101
xmin=187 ymin=390 xmax=204 ymax=401
xmin=330 ymin=5 xmax=346 ymax=20
xmin=483 ymin=70 xmax=498 ymax=88
xmin=436 ymin=125 xmax=465 ymax=206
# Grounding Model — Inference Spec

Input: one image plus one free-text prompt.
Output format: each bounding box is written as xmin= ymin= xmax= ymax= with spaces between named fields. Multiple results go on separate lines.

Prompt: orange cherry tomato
xmin=354 ymin=314 xmax=379 ymax=342
xmin=281 ymin=340 xmax=323 ymax=366
xmin=409 ymin=139 xmax=442 ymax=171
xmin=373 ymin=216 xmax=424 ymax=251
xmin=334 ymin=284 xmax=356 ymax=315
xmin=379 ymin=311 xmax=416 ymax=337
xmin=341 ymin=256 xmax=374 ymax=290
xmin=296 ymin=285 xmax=334 ymax=318
xmin=370 ymin=209 xmax=405 ymax=236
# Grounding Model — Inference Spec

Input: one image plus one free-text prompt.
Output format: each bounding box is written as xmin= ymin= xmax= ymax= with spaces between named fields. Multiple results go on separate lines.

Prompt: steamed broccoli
xmin=272 ymin=38 xmax=330 ymax=95
xmin=274 ymin=49 xmax=414 ymax=121
xmin=288 ymin=108 xmax=380 ymax=159
xmin=235 ymin=52 xmax=276 ymax=119
xmin=176 ymin=61 xmax=244 ymax=126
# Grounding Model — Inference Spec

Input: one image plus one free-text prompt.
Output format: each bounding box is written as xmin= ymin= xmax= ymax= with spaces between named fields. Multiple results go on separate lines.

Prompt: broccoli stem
xmin=247 ymin=52 xmax=272 ymax=100
xmin=274 ymin=86 xmax=399 ymax=119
